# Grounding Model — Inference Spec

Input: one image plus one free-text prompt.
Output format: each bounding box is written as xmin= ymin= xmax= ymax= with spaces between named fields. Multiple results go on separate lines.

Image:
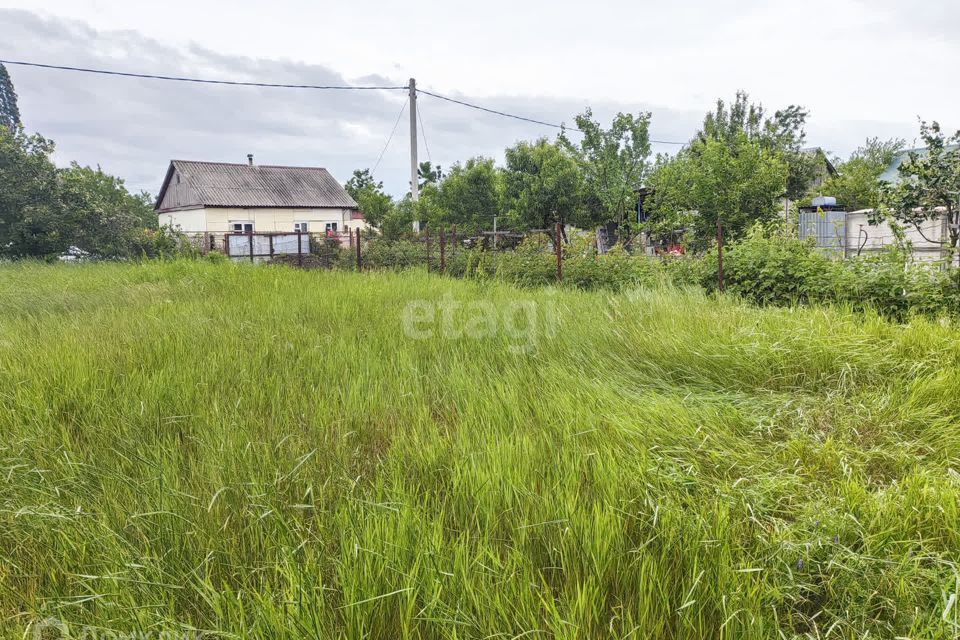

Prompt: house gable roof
xmin=155 ymin=160 xmax=358 ymax=211
xmin=800 ymin=147 xmax=838 ymax=176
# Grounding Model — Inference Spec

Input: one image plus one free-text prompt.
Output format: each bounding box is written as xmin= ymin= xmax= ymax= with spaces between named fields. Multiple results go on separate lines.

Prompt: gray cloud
xmin=2 ymin=8 xmax=935 ymax=197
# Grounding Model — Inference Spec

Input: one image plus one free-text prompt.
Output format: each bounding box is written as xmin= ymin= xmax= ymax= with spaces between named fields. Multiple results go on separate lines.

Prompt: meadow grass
xmin=1 ymin=260 xmax=959 ymax=639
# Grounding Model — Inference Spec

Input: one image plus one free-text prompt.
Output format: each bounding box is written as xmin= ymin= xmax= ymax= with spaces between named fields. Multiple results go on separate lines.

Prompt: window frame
xmin=230 ymin=220 xmax=254 ymax=234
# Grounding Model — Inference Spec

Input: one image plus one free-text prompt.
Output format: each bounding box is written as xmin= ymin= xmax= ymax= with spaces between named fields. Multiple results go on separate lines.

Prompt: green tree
xmin=817 ymin=138 xmax=904 ymax=210
xmin=881 ymin=120 xmax=960 ymax=248
xmin=437 ymin=157 xmax=501 ymax=232
xmin=647 ymin=133 xmax=788 ymax=251
xmin=0 ymin=126 xmax=163 ymax=259
xmin=502 ymin=138 xmax=582 ymax=237
xmin=380 ymin=196 xmax=416 ymax=240
xmin=0 ymin=63 xmax=21 ymax=133
xmin=345 ymin=169 xmax=393 ymax=229
xmin=412 ymin=182 xmax=446 ymax=230
xmin=0 ymin=127 xmax=62 ymax=257
xmin=418 ymin=161 xmax=443 ymax=188
xmin=560 ymin=108 xmax=651 ymax=230
xmin=58 ymin=163 xmax=158 ymax=258
xmin=697 ymin=91 xmax=814 ymax=200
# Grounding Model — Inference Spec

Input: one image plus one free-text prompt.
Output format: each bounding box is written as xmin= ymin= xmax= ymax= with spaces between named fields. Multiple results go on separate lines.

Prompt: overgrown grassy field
xmin=2 ymin=261 xmax=959 ymax=639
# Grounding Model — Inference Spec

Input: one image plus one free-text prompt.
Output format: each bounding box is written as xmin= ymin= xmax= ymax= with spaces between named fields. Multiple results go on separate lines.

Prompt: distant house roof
xmin=880 ymin=145 xmax=960 ymax=184
xmin=155 ymin=160 xmax=358 ymax=211
xmin=880 ymin=148 xmax=923 ymax=184
xmin=800 ymin=147 xmax=837 ymax=175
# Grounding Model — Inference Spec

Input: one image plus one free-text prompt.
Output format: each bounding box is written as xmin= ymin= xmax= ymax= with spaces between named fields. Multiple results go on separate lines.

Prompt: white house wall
xmin=159 ymin=207 xmax=207 ymax=233
xmin=204 ymin=207 xmax=353 ymax=233
xmin=159 ymin=207 xmax=368 ymax=234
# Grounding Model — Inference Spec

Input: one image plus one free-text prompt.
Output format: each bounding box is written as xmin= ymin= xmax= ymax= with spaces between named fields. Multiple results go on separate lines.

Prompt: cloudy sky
xmin=2 ymin=1 xmax=958 ymax=196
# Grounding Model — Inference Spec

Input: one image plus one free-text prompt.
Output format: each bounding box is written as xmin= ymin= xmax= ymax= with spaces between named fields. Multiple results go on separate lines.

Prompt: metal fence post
xmin=716 ymin=216 xmax=725 ymax=292
xmin=248 ymin=231 xmax=254 ymax=263
xmin=439 ymin=226 xmax=446 ymax=273
xmin=297 ymin=230 xmax=303 ymax=267
xmin=555 ymin=221 xmax=562 ymax=283
xmin=355 ymin=228 xmax=362 ymax=270
xmin=426 ymin=227 xmax=431 ymax=273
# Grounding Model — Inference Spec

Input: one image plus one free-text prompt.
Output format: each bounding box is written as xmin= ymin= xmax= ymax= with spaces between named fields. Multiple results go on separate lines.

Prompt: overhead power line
xmin=2 ymin=58 xmax=687 ymax=144
xmin=372 ymin=101 xmax=407 ymax=175
xmin=417 ymin=103 xmax=432 ymax=164
xmin=417 ymin=89 xmax=575 ymax=131
xmin=417 ymin=89 xmax=686 ymax=145
xmin=0 ymin=59 xmax=406 ymax=90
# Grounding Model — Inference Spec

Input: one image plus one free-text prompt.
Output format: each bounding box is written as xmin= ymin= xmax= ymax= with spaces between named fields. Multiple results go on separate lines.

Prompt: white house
xmin=155 ymin=156 xmax=365 ymax=242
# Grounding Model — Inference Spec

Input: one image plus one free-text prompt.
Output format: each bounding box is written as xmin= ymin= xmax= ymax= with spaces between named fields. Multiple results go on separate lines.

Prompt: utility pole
xmin=409 ymin=77 xmax=420 ymax=232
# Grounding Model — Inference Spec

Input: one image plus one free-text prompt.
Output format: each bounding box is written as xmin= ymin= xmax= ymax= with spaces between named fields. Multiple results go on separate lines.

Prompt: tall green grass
xmin=1 ymin=260 xmax=959 ymax=639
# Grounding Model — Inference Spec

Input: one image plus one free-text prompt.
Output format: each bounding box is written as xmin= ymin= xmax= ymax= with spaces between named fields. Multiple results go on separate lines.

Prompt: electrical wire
xmin=417 ymin=103 xmax=432 ymax=164
xmin=372 ymin=101 xmax=407 ymax=175
xmin=417 ymin=88 xmax=572 ymax=131
xmin=0 ymin=59 xmax=406 ymax=90
xmin=3 ymin=58 xmax=689 ymax=145
xmin=417 ymin=88 xmax=686 ymax=144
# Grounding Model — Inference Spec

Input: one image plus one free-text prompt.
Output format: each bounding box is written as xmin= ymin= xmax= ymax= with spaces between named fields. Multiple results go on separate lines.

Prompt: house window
xmin=294 ymin=222 xmax=309 ymax=233
xmin=231 ymin=221 xmax=254 ymax=233
xmin=325 ymin=222 xmax=338 ymax=234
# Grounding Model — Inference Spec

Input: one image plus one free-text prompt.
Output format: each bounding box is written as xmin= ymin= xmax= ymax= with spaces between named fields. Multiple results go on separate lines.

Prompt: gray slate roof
xmin=157 ymin=160 xmax=358 ymax=210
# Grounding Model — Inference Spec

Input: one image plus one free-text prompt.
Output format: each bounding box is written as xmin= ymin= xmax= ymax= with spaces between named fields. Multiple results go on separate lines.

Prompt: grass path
xmin=1 ymin=261 xmax=959 ymax=638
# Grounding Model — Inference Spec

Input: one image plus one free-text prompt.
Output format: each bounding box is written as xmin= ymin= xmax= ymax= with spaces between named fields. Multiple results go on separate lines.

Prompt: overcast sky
xmin=2 ymin=1 xmax=958 ymax=196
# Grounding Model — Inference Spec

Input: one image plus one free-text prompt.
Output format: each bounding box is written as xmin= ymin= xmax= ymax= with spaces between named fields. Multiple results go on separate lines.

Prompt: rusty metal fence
xmin=199 ymin=223 xmax=569 ymax=279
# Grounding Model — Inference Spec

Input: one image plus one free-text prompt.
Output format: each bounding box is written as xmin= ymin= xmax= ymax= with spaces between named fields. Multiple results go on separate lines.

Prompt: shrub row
xmin=312 ymin=230 xmax=960 ymax=321
xmin=701 ymin=228 xmax=960 ymax=320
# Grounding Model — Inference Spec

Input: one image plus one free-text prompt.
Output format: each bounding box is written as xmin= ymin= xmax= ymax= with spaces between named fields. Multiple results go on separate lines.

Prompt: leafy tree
xmin=0 ymin=127 xmax=62 ymax=257
xmin=418 ymin=161 xmax=443 ymax=188
xmin=881 ymin=120 xmax=960 ymax=248
xmin=0 ymin=126 xmax=162 ymax=259
xmin=380 ymin=197 xmax=416 ymax=240
xmin=0 ymin=63 xmax=20 ymax=133
xmin=502 ymin=138 xmax=582 ymax=237
xmin=437 ymin=157 xmax=501 ymax=232
xmin=817 ymin=138 xmax=904 ymax=210
xmin=560 ymin=108 xmax=651 ymax=230
xmin=647 ymin=92 xmax=816 ymax=250
xmin=412 ymin=182 xmax=446 ymax=230
xmin=58 ymin=163 xmax=157 ymax=258
xmin=697 ymin=91 xmax=814 ymax=200
xmin=345 ymin=168 xmax=393 ymax=229
xmin=647 ymin=133 xmax=788 ymax=251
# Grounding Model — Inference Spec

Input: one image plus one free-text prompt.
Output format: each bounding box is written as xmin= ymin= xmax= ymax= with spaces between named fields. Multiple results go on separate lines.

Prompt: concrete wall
xmin=845 ymin=209 xmax=948 ymax=264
